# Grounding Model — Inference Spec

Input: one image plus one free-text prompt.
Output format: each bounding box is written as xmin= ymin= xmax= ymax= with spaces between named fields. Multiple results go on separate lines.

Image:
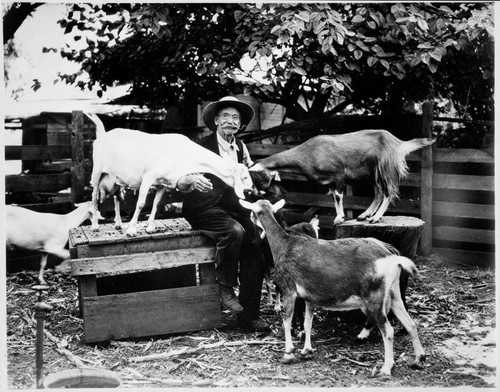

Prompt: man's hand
xmin=177 ymin=173 xmax=213 ymax=193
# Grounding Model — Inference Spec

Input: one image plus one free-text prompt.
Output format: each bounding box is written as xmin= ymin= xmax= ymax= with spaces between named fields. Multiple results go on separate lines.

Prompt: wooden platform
xmin=69 ymin=218 xmax=221 ymax=343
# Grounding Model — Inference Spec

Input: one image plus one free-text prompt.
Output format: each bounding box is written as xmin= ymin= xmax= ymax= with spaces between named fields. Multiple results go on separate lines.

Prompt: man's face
xmin=215 ymin=107 xmax=241 ymax=137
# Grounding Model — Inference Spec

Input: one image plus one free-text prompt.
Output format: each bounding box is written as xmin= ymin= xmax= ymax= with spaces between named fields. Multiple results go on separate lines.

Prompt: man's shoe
xmin=220 ymin=286 xmax=244 ymax=314
xmin=237 ymin=317 xmax=271 ymax=332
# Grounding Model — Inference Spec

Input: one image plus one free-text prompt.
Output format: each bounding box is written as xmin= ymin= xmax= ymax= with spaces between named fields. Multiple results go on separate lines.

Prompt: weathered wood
xmin=433 ymin=201 xmax=494 ymax=220
xmin=433 ymin=226 xmax=495 ymax=245
xmin=434 ymin=248 xmax=495 ymax=269
xmin=71 ymin=111 xmax=85 ymax=203
xmin=433 ymin=174 xmax=494 ymax=191
xmin=81 ymin=285 xmax=221 ymax=343
xmin=333 ymin=216 xmax=425 ymax=258
xmin=5 ymin=173 xmax=71 ymax=192
xmin=71 ymin=247 xmax=215 ymax=276
xmin=5 ymin=145 xmax=71 ymax=160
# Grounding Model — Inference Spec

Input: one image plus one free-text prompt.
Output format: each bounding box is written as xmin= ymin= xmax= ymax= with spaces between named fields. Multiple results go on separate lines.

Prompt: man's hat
xmin=202 ymin=96 xmax=255 ymax=132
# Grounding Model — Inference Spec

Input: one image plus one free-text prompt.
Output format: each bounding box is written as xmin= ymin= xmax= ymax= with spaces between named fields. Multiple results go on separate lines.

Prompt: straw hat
xmin=202 ymin=96 xmax=255 ymax=132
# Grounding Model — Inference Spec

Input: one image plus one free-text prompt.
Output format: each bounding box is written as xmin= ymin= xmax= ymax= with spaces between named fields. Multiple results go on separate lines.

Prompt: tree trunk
xmin=332 ymin=216 xmax=425 ymax=258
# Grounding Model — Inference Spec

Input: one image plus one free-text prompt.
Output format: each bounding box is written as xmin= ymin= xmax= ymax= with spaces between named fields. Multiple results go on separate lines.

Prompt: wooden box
xmin=68 ymin=218 xmax=221 ymax=343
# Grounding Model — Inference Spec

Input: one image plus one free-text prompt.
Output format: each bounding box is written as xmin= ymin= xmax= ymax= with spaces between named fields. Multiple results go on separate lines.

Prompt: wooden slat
xmin=433 ymin=174 xmax=494 ymax=191
xmin=81 ymin=284 xmax=221 ymax=343
xmin=432 ymin=201 xmax=494 ymax=220
xmin=433 ymin=148 xmax=494 ymax=164
xmin=71 ymin=247 xmax=215 ymax=276
xmin=5 ymin=145 xmax=71 ymax=160
xmin=284 ymin=192 xmax=420 ymax=214
xmin=433 ymin=248 xmax=495 ymax=269
xmin=433 ymin=226 xmax=495 ymax=245
xmin=5 ymin=173 xmax=71 ymax=192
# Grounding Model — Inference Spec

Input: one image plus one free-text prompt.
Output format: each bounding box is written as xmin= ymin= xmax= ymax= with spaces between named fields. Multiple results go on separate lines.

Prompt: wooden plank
xmin=5 ymin=145 xmax=71 ymax=161
xmin=433 ymin=148 xmax=494 ymax=164
xmin=432 ymin=201 xmax=494 ymax=220
xmin=433 ymin=174 xmax=494 ymax=191
xmin=71 ymin=111 xmax=86 ymax=203
xmin=433 ymin=248 xmax=495 ymax=269
xmin=5 ymin=173 xmax=71 ymax=192
xmin=71 ymin=247 xmax=216 ymax=276
xmin=284 ymin=192 xmax=420 ymax=214
xmin=433 ymin=226 xmax=495 ymax=245
xmin=81 ymin=284 xmax=221 ymax=342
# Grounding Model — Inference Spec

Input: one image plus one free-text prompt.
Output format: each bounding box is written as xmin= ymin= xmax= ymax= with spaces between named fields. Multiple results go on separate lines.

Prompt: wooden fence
xmin=5 ymin=110 xmax=495 ymax=269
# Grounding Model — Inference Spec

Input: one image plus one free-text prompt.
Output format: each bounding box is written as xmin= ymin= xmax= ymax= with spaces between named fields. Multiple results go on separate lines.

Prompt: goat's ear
xmin=239 ymin=199 xmax=255 ymax=211
xmin=271 ymin=198 xmax=286 ymax=212
xmin=270 ymin=170 xmax=281 ymax=181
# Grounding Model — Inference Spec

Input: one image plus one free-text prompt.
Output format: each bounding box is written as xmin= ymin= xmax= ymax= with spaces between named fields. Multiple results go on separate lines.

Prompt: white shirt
xmin=216 ymin=132 xmax=254 ymax=167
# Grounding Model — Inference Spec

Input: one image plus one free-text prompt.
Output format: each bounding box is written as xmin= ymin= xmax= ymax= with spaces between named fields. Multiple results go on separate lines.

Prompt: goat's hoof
xmin=91 ymin=226 xmax=100 ymax=232
xmin=356 ymin=330 xmax=371 ymax=340
xmin=377 ymin=364 xmax=394 ymax=377
xmin=357 ymin=215 xmax=367 ymax=221
xmin=333 ymin=217 xmax=345 ymax=225
xmin=410 ymin=354 xmax=426 ymax=370
xmin=282 ymin=352 xmax=296 ymax=364
xmin=297 ymin=349 xmax=314 ymax=360
xmin=145 ymin=226 xmax=156 ymax=234
xmin=125 ymin=229 xmax=138 ymax=237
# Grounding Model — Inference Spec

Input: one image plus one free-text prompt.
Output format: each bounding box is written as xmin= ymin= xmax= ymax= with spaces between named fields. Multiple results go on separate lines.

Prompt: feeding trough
xmin=42 ymin=368 xmax=122 ymax=389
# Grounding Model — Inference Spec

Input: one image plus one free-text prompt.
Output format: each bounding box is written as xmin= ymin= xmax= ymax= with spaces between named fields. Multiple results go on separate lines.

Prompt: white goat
xmin=249 ymin=129 xmax=436 ymax=225
xmin=240 ymin=198 xmax=426 ymax=376
xmin=85 ymin=112 xmax=253 ymax=236
xmin=6 ymin=202 xmax=97 ymax=284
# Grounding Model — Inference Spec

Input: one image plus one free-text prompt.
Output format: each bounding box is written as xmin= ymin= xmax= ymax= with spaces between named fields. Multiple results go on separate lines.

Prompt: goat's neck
xmin=64 ymin=206 xmax=89 ymax=229
xmin=262 ymin=149 xmax=299 ymax=170
xmin=258 ymin=210 xmax=289 ymax=260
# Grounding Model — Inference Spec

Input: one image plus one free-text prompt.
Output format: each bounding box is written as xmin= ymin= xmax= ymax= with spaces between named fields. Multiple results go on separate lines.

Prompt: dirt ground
xmin=5 ymin=254 xmax=497 ymax=389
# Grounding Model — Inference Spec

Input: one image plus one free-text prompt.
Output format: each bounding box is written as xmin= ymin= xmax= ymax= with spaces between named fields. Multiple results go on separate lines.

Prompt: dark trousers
xmin=184 ymin=207 xmax=266 ymax=320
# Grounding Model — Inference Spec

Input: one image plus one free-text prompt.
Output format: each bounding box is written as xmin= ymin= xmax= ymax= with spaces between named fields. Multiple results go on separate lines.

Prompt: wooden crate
xmin=69 ymin=218 xmax=221 ymax=343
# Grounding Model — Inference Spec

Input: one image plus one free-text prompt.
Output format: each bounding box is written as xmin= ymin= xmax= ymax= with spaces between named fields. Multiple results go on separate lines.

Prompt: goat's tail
xmin=396 ymin=256 xmax=421 ymax=280
xmin=84 ymin=112 xmax=106 ymax=139
xmin=399 ymin=137 xmax=436 ymax=157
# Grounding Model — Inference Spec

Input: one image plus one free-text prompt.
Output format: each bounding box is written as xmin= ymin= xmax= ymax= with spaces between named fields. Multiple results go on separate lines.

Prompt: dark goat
xmin=249 ymin=129 xmax=435 ymax=225
xmin=240 ymin=198 xmax=426 ymax=376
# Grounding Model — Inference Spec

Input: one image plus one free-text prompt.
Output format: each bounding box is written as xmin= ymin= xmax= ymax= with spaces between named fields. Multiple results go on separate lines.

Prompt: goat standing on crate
xmin=85 ymin=112 xmax=253 ymax=237
xmin=6 ymin=202 xmax=97 ymax=284
xmin=249 ymin=129 xmax=436 ymax=225
xmin=239 ymin=198 xmax=426 ymax=376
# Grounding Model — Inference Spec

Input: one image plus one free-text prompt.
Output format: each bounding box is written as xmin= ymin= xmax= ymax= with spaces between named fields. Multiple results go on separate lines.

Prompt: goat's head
xmin=239 ymin=198 xmax=285 ymax=216
xmin=75 ymin=201 xmax=104 ymax=221
xmin=249 ymin=163 xmax=281 ymax=192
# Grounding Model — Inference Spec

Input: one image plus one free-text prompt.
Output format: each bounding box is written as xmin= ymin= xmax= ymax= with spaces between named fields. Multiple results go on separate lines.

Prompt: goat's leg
xmin=282 ymin=293 xmax=297 ymax=364
xmin=298 ymin=301 xmax=314 ymax=360
xmin=368 ymin=195 xmax=391 ymax=223
xmin=38 ymin=253 xmax=48 ymax=284
xmin=90 ymin=177 xmax=101 ymax=231
xmin=146 ymin=187 xmax=166 ymax=233
xmin=357 ymin=186 xmax=383 ymax=221
xmin=126 ymin=176 xmax=156 ymax=237
xmin=113 ymin=195 xmax=122 ymax=229
xmin=390 ymin=290 xmax=426 ymax=369
xmin=377 ymin=317 xmax=395 ymax=376
xmin=328 ymin=187 xmax=345 ymax=225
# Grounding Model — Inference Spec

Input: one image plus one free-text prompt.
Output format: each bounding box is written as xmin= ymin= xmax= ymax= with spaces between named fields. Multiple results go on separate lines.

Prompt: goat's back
xmin=92 ymin=128 xmax=239 ymax=189
xmin=6 ymin=206 xmax=69 ymax=250
xmin=274 ymin=235 xmax=397 ymax=304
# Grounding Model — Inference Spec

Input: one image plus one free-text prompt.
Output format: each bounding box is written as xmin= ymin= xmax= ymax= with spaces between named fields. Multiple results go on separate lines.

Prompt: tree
xmin=3 ymin=2 xmax=43 ymax=44
xmin=52 ymin=2 xmax=493 ymax=123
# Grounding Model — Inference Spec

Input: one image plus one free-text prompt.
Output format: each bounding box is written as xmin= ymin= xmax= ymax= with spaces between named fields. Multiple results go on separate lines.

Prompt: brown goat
xmin=240 ymin=198 xmax=426 ymax=376
xmin=249 ymin=129 xmax=435 ymax=225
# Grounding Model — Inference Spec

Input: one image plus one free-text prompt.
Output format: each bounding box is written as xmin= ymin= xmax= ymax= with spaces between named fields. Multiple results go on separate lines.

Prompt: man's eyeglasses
xmin=218 ymin=113 xmax=241 ymax=122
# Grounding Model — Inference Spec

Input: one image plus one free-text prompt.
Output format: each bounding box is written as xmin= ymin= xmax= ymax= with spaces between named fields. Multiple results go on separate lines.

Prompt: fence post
xmin=71 ymin=111 xmax=85 ymax=204
xmin=419 ymin=101 xmax=434 ymax=255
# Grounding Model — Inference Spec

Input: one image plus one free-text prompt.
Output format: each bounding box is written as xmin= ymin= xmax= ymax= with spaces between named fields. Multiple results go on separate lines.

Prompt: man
xmin=176 ymin=96 xmax=269 ymax=332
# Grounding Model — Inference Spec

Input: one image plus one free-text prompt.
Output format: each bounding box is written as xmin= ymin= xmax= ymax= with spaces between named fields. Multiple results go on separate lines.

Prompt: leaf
xmin=355 ymin=40 xmax=370 ymax=51
xmin=352 ymin=15 xmax=365 ymax=23
xmin=270 ymin=25 xmax=281 ymax=35
xmin=292 ymin=66 xmax=307 ymax=76
xmin=380 ymin=59 xmax=390 ymax=69
xmin=367 ymin=56 xmax=377 ymax=67
xmin=354 ymin=50 xmax=363 ymax=60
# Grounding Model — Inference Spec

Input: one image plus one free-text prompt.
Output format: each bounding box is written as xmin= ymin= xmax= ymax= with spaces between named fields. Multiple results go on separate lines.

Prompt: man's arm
xmin=176 ymin=173 xmax=213 ymax=193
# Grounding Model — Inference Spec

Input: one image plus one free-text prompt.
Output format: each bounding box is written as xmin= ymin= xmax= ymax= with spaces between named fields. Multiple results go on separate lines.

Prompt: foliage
xmin=51 ymin=2 xmax=494 ymax=122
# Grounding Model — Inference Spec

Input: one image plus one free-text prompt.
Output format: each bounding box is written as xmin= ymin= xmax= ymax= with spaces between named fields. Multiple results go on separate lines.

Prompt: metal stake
xmin=32 ymin=284 xmax=52 ymax=389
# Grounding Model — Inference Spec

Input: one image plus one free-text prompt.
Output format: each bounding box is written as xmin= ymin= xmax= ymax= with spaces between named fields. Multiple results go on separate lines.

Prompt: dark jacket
xmin=181 ymin=132 xmax=247 ymax=217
